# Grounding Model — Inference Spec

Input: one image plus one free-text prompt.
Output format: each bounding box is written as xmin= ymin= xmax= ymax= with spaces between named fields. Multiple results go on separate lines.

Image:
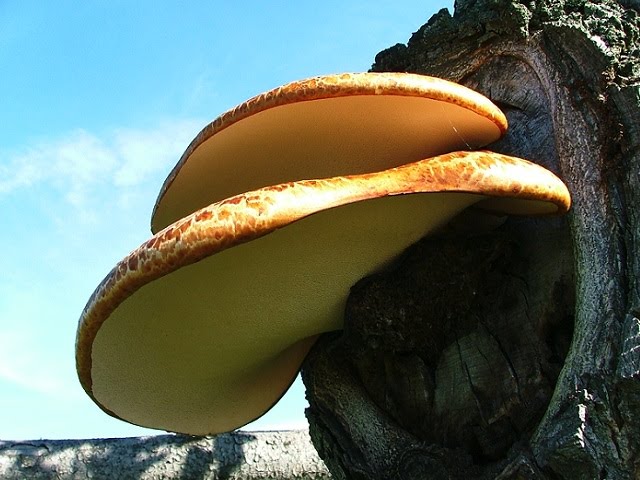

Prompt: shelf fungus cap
xmin=76 ymin=151 xmax=570 ymax=436
xmin=151 ymin=72 xmax=509 ymax=233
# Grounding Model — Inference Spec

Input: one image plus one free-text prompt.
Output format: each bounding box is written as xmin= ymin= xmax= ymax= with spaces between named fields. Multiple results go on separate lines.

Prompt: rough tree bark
xmin=302 ymin=0 xmax=640 ymax=479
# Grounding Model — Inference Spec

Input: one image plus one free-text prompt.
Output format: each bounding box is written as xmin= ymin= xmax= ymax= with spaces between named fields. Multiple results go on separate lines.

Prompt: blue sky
xmin=0 ymin=1 xmax=451 ymax=440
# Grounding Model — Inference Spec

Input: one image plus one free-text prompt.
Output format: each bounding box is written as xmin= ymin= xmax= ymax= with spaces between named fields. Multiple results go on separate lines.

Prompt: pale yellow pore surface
xmin=91 ymin=192 xmax=480 ymax=435
xmin=151 ymin=95 xmax=501 ymax=233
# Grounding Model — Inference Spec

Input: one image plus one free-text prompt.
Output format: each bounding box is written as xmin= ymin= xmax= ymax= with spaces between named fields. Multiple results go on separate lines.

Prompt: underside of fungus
xmin=151 ymin=72 xmax=508 ymax=233
xmin=77 ymin=150 xmax=570 ymax=435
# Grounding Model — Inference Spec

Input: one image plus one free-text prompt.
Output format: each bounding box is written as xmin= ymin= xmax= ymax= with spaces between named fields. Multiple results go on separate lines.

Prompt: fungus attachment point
xmin=77 ymin=150 xmax=570 ymax=435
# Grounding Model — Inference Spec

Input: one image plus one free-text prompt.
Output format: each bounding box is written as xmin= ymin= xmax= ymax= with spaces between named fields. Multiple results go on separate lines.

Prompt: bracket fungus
xmin=151 ymin=73 xmax=509 ymax=233
xmin=76 ymin=73 xmax=571 ymax=435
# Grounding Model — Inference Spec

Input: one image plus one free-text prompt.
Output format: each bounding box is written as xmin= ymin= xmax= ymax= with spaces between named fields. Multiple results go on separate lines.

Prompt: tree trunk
xmin=0 ymin=431 xmax=330 ymax=479
xmin=302 ymin=0 xmax=640 ymax=478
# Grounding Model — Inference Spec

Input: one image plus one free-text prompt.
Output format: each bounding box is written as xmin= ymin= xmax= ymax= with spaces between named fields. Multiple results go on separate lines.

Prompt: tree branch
xmin=0 ymin=431 xmax=330 ymax=479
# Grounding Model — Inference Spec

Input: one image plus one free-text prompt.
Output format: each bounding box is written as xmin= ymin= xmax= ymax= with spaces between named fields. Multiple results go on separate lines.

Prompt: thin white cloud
xmin=1 ymin=119 xmax=203 ymax=210
xmin=112 ymin=120 xmax=203 ymax=187
xmin=0 ymin=327 xmax=77 ymax=400
xmin=0 ymin=151 xmax=42 ymax=193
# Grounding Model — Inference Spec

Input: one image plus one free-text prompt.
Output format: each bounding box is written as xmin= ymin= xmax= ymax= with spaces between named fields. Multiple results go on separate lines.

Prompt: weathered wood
xmin=303 ymin=0 xmax=640 ymax=478
xmin=0 ymin=431 xmax=331 ymax=479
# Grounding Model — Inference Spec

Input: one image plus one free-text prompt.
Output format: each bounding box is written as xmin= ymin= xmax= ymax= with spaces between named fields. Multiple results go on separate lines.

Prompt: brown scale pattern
xmin=76 ymin=150 xmax=570 ymax=399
